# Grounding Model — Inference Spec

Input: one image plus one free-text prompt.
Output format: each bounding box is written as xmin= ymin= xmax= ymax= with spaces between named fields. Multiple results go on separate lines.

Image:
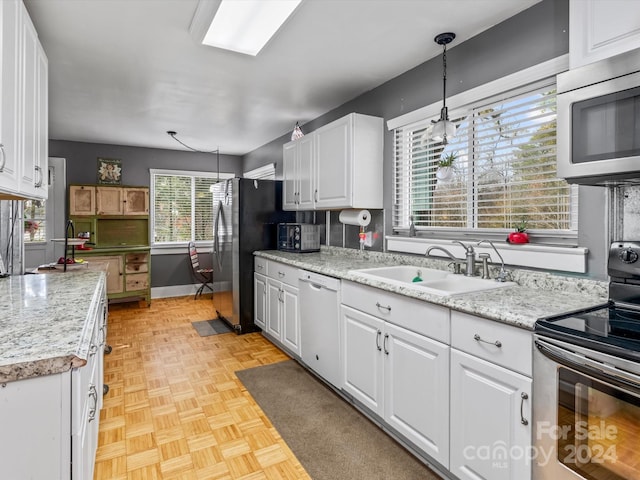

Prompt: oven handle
xmin=535 ymin=338 xmax=640 ymax=391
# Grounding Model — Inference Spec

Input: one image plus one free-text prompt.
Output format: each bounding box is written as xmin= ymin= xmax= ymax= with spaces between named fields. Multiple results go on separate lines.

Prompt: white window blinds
xmin=151 ymin=171 xmax=226 ymax=244
xmin=394 ymin=80 xmax=577 ymax=235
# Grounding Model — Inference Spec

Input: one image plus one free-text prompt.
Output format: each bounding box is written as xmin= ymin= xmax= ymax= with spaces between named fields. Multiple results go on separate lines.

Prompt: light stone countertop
xmin=255 ymin=247 xmax=609 ymax=330
xmin=0 ymin=270 xmax=106 ymax=383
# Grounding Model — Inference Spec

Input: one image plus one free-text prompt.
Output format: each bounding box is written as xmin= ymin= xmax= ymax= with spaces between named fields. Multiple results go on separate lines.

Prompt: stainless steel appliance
xmin=277 ymin=223 xmax=320 ymax=252
xmin=556 ymin=47 xmax=640 ymax=185
xmin=533 ymin=241 xmax=640 ymax=479
xmin=211 ymin=178 xmax=294 ymax=333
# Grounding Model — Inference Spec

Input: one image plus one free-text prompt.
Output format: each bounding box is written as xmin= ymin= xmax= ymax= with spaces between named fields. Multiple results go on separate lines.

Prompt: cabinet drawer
xmin=451 ymin=311 xmax=532 ymax=376
xmin=267 ymin=261 xmax=299 ymax=288
xmin=342 ymin=281 xmax=449 ymax=344
xmin=126 ymin=253 xmax=148 ymax=264
xmin=254 ymin=257 xmax=268 ymax=275
xmin=125 ymin=262 xmax=148 ymax=274
xmin=126 ymin=273 xmax=149 ymax=291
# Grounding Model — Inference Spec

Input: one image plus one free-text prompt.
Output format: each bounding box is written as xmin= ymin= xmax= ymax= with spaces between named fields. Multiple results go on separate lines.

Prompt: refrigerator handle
xmin=213 ymin=200 xmax=223 ymax=271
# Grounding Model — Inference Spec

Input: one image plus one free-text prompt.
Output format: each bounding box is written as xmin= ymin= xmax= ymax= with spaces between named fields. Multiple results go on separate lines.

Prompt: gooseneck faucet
xmin=477 ymin=239 xmax=508 ymax=282
xmin=451 ymin=240 xmax=476 ymax=277
xmin=425 ymin=246 xmax=462 ymax=274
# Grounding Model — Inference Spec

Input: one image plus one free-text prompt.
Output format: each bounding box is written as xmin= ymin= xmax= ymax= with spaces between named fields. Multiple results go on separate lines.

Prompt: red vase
xmin=508 ymin=232 xmax=529 ymax=244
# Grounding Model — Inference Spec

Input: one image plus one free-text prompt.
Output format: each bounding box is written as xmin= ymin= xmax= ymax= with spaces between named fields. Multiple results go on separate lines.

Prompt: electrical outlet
xmin=363 ymin=231 xmax=373 ymax=247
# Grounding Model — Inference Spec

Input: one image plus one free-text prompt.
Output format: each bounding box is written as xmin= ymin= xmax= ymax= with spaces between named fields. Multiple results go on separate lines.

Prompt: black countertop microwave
xmin=556 ymin=46 xmax=640 ymax=185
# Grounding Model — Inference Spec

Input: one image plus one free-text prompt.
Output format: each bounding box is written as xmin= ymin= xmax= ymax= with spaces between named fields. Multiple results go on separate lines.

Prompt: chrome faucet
xmin=425 ymin=246 xmax=462 ymax=274
xmin=477 ymin=239 xmax=508 ymax=282
xmin=451 ymin=240 xmax=477 ymax=277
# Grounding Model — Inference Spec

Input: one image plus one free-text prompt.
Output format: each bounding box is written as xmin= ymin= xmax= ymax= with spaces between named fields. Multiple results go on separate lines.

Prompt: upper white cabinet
xmin=570 ymin=0 xmax=640 ymax=68
xmin=0 ymin=0 xmax=48 ymax=199
xmin=283 ymin=113 xmax=383 ymax=211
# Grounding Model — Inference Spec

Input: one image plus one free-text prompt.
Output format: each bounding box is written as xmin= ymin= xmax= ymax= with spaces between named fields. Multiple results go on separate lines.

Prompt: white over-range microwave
xmin=557 ymin=47 xmax=640 ymax=185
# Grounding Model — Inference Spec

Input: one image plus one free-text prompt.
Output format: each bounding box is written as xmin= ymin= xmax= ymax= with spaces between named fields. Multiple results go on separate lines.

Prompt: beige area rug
xmin=236 ymin=360 xmax=441 ymax=480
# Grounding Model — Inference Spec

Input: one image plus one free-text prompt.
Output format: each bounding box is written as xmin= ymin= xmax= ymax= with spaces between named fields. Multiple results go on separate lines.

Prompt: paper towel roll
xmin=339 ymin=209 xmax=371 ymax=227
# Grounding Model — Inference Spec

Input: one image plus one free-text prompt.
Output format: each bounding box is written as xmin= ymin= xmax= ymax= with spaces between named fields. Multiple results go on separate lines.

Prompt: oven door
xmin=533 ymin=335 xmax=640 ymax=480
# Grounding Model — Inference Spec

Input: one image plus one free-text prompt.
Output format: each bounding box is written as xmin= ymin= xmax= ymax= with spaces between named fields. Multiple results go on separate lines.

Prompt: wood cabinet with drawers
xmin=69 ymin=184 xmax=151 ymax=305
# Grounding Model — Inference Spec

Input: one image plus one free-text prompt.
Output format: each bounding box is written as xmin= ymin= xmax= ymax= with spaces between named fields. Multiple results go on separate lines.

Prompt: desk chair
xmin=188 ymin=241 xmax=213 ymax=299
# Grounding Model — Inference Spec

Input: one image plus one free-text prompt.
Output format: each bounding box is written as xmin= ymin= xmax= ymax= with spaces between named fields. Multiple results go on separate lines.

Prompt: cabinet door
xmin=254 ymin=273 xmax=267 ymax=330
xmin=69 ymin=186 xmax=96 ymax=215
xmin=19 ymin=5 xmax=39 ymax=197
xmin=266 ymin=278 xmax=282 ymax=338
xmin=315 ymin=115 xmax=351 ymax=209
xmin=281 ymin=284 xmax=299 ymax=356
xmin=0 ymin=0 xmax=21 ymax=195
xmin=96 ymin=187 xmax=124 ymax=215
xmin=384 ymin=323 xmax=450 ymax=467
xmin=450 ymin=349 xmax=532 ymax=480
xmin=282 ymin=142 xmax=298 ymax=210
xmin=123 ymin=187 xmax=149 ymax=215
xmin=35 ymin=40 xmax=48 ymax=199
xmin=297 ymin=134 xmax=315 ymax=209
xmin=341 ymin=305 xmax=384 ymax=416
xmin=87 ymin=255 xmax=124 ymax=294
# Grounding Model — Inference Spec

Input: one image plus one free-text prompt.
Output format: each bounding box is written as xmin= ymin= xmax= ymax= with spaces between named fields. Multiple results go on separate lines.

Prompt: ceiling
xmin=24 ymin=0 xmax=541 ymax=156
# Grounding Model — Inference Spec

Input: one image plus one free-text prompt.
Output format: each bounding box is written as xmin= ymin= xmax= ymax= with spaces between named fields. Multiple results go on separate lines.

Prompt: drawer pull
xmin=256 ymin=264 xmax=264 ymax=270
xmin=376 ymin=330 xmax=382 ymax=351
xmin=89 ymin=343 xmax=98 ymax=356
xmin=473 ymin=333 xmax=502 ymax=348
xmin=278 ymin=271 xmax=285 ymax=277
xmin=520 ymin=392 xmax=529 ymax=425
xmin=376 ymin=302 xmax=392 ymax=313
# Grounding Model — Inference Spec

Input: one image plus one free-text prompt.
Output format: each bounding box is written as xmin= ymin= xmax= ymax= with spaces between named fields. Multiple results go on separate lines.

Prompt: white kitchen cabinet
xmin=0 ymin=0 xmax=21 ymax=195
xmin=253 ymin=272 xmax=267 ymax=330
xmin=450 ymin=349 xmax=532 ymax=480
xmin=283 ymin=134 xmax=314 ymax=210
xmin=570 ymin=0 xmax=640 ymax=69
xmin=0 ymin=0 xmax=48 ymax=200
xmin=341 ymin=281 xmax=450 ymax=467
xmin=282 ymin=112 xmax=383 ymax=211
xmin=0 ymin=280 xmax=106 ymax=480
xmin=261 ymin=259 xmax=301 ymax=357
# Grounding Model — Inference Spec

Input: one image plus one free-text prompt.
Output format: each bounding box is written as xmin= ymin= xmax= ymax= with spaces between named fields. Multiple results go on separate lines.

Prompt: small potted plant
xmin=508 ymin=219 xmax=529 ymax=244
xmin=436 ymin=151 xmax=457 ymax=181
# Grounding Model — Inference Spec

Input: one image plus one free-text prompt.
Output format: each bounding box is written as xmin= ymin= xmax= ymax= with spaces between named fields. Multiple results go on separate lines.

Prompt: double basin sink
xmin=349 ymin=265 xmax=515 ymax=296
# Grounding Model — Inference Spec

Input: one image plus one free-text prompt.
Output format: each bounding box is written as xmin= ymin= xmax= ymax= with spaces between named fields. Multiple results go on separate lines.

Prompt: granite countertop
xmin=255 ymin=247 xmax=609 ymax=330
xmin=0 ymin=270 xmax=106 ymax=383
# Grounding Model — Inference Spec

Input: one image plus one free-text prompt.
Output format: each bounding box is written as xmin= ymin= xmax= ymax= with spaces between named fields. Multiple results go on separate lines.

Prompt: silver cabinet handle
xmin=0 ymin=144 xmax=5 ymax=172
xmin=314 ymin=189 xmax=318 ymax=202
xmin=279 ymin=288 xmax=284 ymax=302
xmin=89 ymin=343 xmax=98 ymax=356
xmin=88 ymin=384 xmax=98 ymax=422
xmin=383 ymin=333 xmax=389 ymax=355
xmin=278 ymin=271 xmax=285 ymax=277
xmin=376 ymin=302 xmax=391 ymax=313
xmin=256 ymin=264 xmax=264 ymax=270
xmin=474 ymin=333 xmax=502 ymax=348
xmin=520 ymin=392 xmax=529 ymax=425
xmin=376 ymin=330 xmax=382 ymax=351
xmin=34 ymin=166 xmax=43 ymax=187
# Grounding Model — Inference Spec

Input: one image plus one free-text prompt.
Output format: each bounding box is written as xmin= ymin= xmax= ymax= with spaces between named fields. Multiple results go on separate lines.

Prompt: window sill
xmin=386 ymin=236 xmax=588 ymax=273
xmin=151 ymin=243 xmax=213 ymax=255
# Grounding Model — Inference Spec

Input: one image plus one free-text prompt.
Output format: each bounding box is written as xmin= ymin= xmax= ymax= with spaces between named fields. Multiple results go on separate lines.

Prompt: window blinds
xmin=394 ymin=81 xmax=577 ymax=234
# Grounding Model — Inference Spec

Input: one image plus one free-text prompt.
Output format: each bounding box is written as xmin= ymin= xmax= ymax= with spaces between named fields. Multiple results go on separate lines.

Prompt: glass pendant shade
xmin=431 ymin=119 xmax=456 ymax=143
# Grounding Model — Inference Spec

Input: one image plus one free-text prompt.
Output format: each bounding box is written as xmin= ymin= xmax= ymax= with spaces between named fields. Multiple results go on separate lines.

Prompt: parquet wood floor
xmin=94 ymin=295 xmax=311 ymax=480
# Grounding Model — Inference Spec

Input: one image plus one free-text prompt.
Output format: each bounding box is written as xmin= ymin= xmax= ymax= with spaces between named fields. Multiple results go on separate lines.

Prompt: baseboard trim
xmin=151 ymin=281 xmax=230 ymax=299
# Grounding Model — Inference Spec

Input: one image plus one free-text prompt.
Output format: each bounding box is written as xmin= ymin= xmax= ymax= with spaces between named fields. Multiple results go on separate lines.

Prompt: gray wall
xmin=243 ymin=0 xmax=608 ymax=279
xmin=49 ymin=140 xmax=243 ymax=287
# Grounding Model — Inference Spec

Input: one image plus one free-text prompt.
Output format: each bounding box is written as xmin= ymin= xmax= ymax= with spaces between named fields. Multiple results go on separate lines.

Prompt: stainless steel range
xmin=533 ymin=241 xmax=640 ymax=480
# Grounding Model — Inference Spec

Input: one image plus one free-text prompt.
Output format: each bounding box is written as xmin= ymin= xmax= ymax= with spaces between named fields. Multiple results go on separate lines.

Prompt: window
xmin=394 ymin=79 xmax=577 ymax=239
xmin=150 ymin=170 xmax=233 ymax=245
xmin=23 ymin=199 xmax=46 ymax=243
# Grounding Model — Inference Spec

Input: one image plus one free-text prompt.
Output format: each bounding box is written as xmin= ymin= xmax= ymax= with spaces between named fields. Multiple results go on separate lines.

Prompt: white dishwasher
xmin=298 ymin=270 xmax=342 ymax=389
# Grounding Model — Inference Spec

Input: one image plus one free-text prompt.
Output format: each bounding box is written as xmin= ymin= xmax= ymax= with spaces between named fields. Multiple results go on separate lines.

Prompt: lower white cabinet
xmin=253 ymin=272 xmax=267 ymax=330
xmin=0 ymin=281 xmax=107 ymax=480
xmin=258 ymin=259 xmax=301 ymax=357
xmin=341 ymin=300 xmax=450 ymax=467
xmin=450 ymin=349 xmax=532 ymax=480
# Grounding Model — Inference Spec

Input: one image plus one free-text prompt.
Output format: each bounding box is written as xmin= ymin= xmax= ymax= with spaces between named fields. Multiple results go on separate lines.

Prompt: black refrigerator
xmin=211 ymin=178 xmax=294 ymax=333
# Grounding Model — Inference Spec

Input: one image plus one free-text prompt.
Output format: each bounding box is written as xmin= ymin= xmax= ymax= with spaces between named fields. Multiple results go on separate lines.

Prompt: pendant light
xmin=167 ymin=130 xmax=221 ymax=183
xmin=431 ymin=32 xmax=456 ymax=145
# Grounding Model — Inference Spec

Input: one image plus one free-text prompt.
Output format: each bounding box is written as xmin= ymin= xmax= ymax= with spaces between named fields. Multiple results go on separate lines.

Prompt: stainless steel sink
xmin=349 ymin=265 xmax=516 ymax=296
